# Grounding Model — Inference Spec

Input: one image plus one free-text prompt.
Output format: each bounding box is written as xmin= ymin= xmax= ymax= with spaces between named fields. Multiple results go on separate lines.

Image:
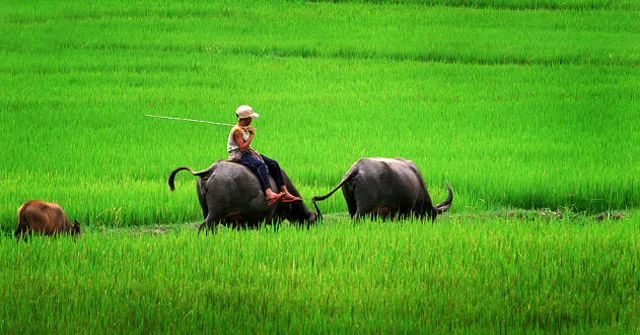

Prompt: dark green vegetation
xmin=2 ymin=1 xmax=638 ymax=228
xmin=1 ymin=0 xmax=639 ymax=333
xmin=1 ymin=217 xmax=639 ymax=333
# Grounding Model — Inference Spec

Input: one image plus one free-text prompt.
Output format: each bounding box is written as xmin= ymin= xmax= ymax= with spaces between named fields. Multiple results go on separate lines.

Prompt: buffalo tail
xmin=167 ymin=167 xmax=197 ymax=191
xmin=311 ymin=166 xmax=359 ymax=220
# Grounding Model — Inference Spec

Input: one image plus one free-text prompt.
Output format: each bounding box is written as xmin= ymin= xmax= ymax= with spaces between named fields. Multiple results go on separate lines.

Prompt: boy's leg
xmin=235 ymin=155 xmax=283 ymax=206
xmin=237 ymin=154 xmax=273 ymax=194
xmin=261 ymin=155 xmax=285 ymax=189
xmin=261 ymin=154 xmax=302 ymax=203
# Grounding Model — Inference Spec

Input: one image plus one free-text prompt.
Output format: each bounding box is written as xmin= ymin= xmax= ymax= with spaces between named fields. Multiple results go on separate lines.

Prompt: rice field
xmin=1 ymin=0 xmax=639 ymax=332
xmin=1 ymin=217 xmax=639 ymax=333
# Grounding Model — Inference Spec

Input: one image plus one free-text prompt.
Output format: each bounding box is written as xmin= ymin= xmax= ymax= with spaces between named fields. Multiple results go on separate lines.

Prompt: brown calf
xmin=15 ymin=200 xmax=81 ymax=241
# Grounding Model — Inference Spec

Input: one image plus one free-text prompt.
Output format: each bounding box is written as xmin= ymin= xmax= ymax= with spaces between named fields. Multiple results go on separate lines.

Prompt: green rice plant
xmin=2 ymin=2 xmax=638 ymax=66
xmin=1 ymin=1 xmax=638 ymax=333
xmin=1 ymin=52 xmax=637 ymax=229
xmin=1 ymin=215 xmax=639 ymax=333
xmin=305 ymin=0 xmax=638 ymax=10
xmin=1 ymin=0 xmax=638 ymax=229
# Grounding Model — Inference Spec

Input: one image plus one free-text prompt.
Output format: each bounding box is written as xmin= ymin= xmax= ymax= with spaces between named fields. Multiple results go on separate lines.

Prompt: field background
xmin=2 ymin=0 xmax=639 ymax=228
xmin=1 ymin=0 xmax=640 ymax=332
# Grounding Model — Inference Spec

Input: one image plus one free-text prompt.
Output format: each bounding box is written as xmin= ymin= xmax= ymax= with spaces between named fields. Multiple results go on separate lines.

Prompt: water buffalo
xmin=15 ymin=200 xmax=81 ymax=241
xmin=168 ymin=160 xmax=317 ymax=231
xmin=312 ymin=157 xmax=453 ymax=220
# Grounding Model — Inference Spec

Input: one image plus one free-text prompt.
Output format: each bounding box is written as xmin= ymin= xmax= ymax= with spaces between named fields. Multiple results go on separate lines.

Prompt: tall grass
xmin=306 ymin=0 xmax=639 ymax=10
xmin=1 ymin=216 xmax=639 ymax=333
xmin=2 ymin=2 xmax=637 ymax=66
xmin=1 ymin=2 xmax=639 ymax=331
xmin=1 ymin=0 xmax=638 ymax=230
xmin=1 ymin=53 xmax=637 ymax=229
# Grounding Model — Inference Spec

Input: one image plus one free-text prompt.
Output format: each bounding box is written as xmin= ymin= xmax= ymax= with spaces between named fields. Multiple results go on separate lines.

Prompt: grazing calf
xmin=15 ymin=200 xmax=81 ymax=241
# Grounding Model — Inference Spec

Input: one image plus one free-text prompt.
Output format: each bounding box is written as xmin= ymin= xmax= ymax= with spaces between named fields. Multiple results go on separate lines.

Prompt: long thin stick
xmin=144 ymin=114 xmax=237 ymax=127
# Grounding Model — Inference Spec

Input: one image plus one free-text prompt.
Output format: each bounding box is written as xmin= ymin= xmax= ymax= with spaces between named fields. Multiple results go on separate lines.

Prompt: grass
xmin=2 ymin=2 xmax=638 ymax=66
xmin=306 ymin=0 xmax=639 ymax=10
xmin=1 ymin=215 xmax=639 ymax=333
xmin=1 ymin=51 xmax=638 ymax=229
xmin=0 ymin=1 xmax=639 ymax=331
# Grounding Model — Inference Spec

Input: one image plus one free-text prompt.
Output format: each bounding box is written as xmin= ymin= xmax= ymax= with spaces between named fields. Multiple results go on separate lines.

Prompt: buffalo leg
xmin=353 ymin=211 xmax=365 ymax=221
xmin=198 ymin=212 xmax=221 ymax=235
xmin=196 ymin=179 xmax=209 ymax=220
xmin=344 ymin=192 xmax=358 ymax=218
xmin=197 ymin=221 xmax=208 ymax=235
xmin=14 ymin=225 xmax=27 ymax=242
xmin=199 ymin=220 xmax=220 ymax=235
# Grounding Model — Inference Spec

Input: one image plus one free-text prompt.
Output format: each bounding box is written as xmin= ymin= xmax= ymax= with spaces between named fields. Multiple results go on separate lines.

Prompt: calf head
xmin=71 ymin=220 xmax=81 ymax=236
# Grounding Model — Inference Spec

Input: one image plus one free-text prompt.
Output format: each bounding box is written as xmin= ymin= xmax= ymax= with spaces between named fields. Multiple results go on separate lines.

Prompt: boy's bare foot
xmin=265 ymin=192 xmax=284 ymax=206
xmin=281 ymin=193 xmax=302 ymax=203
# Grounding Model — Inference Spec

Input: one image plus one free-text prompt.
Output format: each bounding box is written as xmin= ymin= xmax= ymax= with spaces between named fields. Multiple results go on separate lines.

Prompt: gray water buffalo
xmin=15 ymin=200 xmax=81 ymax=241
xmin=312 ymin=157 xmax=453 ymax=220
xmin=168 ymin=160 xmax=317 ymax=231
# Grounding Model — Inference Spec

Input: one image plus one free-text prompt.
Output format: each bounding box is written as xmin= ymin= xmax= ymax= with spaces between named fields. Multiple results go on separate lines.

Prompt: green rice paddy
xmin=2 ymin=217 xmax=640 ymax=333
xmin=1 ymin=0 xmax=639 ymax=332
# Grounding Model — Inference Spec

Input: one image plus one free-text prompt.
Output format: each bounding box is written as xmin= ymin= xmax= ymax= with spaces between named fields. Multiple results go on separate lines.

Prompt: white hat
xmin=235 ymin=105 xmax=260 ymax=119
